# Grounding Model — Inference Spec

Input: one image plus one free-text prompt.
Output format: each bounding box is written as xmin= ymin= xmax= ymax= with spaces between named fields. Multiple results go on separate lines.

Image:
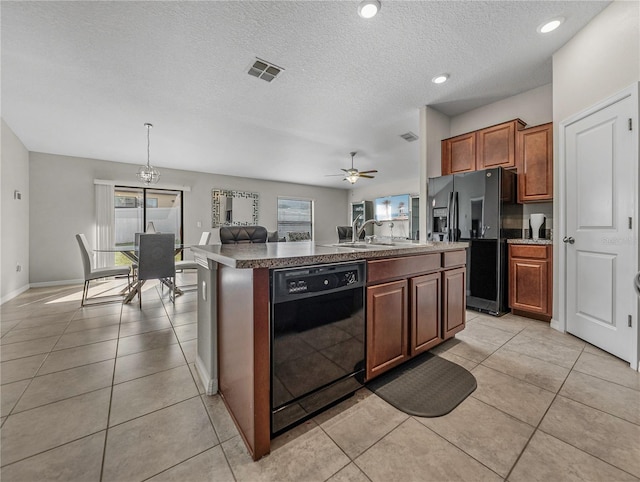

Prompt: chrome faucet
xmin=351 ymin=214 xmax=363 ymax=243
xmin=352 ymin=214 xmax=383 ymax=242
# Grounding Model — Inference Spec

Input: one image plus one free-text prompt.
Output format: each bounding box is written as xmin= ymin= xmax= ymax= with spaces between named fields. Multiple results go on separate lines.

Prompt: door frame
xmin=558 ymin=82 xmax=639 ymax=371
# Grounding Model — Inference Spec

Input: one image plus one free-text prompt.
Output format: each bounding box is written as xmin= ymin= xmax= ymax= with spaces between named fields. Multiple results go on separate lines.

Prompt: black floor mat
xmin=366 ymin=352 xmax=477 ymax=417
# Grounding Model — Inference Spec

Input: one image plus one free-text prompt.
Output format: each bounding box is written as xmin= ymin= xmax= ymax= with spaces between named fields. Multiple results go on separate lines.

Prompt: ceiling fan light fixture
xmin=358 ymin=0 xmax=381 ymax=19
xmin=537 ymin=17 xmax=564 ymax=34
xmin=432 ymin=74 xmax=449 ymax=84
xmin=346 ymin=173 xmax=360 ymax=184
xmin=136 ymin=123 xmax=160 ymax=185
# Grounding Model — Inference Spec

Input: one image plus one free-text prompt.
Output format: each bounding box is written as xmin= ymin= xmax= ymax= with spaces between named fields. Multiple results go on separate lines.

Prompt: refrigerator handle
xmin=453 ymin=191 xmax=459 ymax=241
xmin=447 ymin=191 xmax=453 ymax=242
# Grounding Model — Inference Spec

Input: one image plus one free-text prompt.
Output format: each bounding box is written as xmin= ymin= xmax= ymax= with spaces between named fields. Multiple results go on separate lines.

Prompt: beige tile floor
xmin=1 ymin=280 xmax=639 ymax=481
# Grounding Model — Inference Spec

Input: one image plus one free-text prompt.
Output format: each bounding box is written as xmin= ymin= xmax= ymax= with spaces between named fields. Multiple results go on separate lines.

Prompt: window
xmin=114 ymin=186 xmax=183 ymax=264
xmin=277 ymin=197 xmax=313 ymax=240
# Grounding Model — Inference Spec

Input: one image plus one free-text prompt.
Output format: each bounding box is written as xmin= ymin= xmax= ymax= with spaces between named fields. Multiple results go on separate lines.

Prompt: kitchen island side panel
xmin=218 ymin=264 xmax=271 ymax=460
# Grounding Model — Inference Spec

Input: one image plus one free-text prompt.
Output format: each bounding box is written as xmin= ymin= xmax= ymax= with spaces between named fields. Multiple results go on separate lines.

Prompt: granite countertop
xmin=191 ymin=241 xmax=469 ymax=269
xmin=507 ymin=238 xmax=553 ymax=245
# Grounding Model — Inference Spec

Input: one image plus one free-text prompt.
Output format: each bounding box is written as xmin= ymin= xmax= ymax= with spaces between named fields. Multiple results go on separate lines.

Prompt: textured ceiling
xmin=1 ymin=1 xmax=610 ymax=188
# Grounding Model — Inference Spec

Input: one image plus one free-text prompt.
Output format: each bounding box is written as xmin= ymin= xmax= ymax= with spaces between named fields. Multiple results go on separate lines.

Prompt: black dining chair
xmin=136 ymin=233 xmax=176 ymax=308
xmin=219 ymin=226 xmax=268 ymax=244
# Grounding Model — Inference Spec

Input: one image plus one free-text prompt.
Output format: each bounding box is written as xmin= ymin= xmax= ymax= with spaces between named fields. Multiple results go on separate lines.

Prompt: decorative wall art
xmin=211 ymin=189 xmax=259 ymax=227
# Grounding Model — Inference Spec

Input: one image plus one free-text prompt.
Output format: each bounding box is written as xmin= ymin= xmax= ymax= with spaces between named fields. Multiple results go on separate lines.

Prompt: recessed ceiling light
xmin=537 ymin=17 xmax=565 ymax=34
xmin=358 ymin=0 xmax=381 ymax=19
xmin=432 ymin=74 xmax=449 ymax=84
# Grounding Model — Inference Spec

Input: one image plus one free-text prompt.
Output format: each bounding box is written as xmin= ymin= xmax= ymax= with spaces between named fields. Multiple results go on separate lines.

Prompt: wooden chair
xmin=76 ymin=234 xmax=131 ymax=307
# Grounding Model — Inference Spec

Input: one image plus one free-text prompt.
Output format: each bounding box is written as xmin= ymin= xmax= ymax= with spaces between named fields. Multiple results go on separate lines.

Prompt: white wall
xmin=450 ymin=84 xmax=553 ymax=136
xmin=29 ymin=152 xmax=349 ymax=284
xmin=552 ymin=0 xmax=640 ymax=329
xmin=1 ymin=120 xmax=30 ymax=302
xmin=553 ymin=1 xmax=639 ymax=125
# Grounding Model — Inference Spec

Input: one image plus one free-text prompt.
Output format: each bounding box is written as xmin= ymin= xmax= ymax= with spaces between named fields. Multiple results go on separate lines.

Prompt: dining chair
xmin=136 ymin=233 xmax=176 ymax=308
xmin=219 ymin=226 xmax=268 ymax=244
xmin=175 ymin=231 xmax=211 ymax=272
xmin=76 ymin=234 xmax=131 ymax=307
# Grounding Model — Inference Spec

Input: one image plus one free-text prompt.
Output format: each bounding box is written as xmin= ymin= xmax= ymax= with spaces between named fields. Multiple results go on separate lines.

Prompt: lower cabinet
xmin=508 ymin=244 xmax=552 ymax=321
xmin=365 ymin=251 xmax=466 ymax=380
xmin=366 ymin=280 xmax=409 ymax=379
xmin=410 ymin=273 xmax=441 ymax=356
xmin=443 ymin=267 xmax=466 ymax=339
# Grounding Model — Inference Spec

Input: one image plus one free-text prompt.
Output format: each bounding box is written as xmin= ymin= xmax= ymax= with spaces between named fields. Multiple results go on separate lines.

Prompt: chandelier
xmin=136 ymin=123 xmax=160 ymax=185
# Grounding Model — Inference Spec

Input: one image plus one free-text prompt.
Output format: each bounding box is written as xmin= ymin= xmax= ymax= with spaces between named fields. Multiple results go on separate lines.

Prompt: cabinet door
xmin=410 ymin=273 xmax=441 ymax=356
xmin=442 ymin=267 xmax=466 ymax=339
xmin=509 ymin=249 xmax=551 ymax=317
xmin=477 ymin=119 xmax=525 ymax=170
xmin=366 ymin=280 xmax=408 ymax=379
xmin=442 ymin=132 xmax=476 ymax=175
xmin=517 ymin=122 xmax=553 ymax=202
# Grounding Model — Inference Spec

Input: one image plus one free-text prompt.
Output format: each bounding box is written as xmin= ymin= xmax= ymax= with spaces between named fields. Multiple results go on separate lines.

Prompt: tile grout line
xmin=156 ymin=285 xmax=243 ymax=481
xmin=502 ymin=341 xmax=589 ymax=481
xmin=99 ymin=300 xmax=125 ymax=482
xmin=1 ymin=310 xmax=79 ymax=421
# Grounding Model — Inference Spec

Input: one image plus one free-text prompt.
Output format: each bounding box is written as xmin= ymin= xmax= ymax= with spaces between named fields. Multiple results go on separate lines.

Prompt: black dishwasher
xmin=271 ymin=261 xmax=365 ymax=435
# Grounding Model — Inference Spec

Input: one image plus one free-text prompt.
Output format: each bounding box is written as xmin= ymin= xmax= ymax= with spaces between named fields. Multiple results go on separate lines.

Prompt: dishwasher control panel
xmin=272 ymin=262 xmax=365 ymax=303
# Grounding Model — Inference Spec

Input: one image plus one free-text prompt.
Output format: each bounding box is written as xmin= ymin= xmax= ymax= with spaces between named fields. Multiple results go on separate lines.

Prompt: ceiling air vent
xmin=247 ymin=58 xmax=284 ymax=82
xmin=400 ymin=131 xmax=419 ymax=142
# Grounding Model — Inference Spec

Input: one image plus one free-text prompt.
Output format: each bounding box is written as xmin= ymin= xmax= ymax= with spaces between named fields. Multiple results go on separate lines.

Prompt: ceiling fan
xmin=326 ymin=152 xmax=378 ymax=184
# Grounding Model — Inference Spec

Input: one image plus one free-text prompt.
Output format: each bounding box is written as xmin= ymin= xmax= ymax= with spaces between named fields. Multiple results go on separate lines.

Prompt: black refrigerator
xmin=427 ymin=167 xmax=522 ymax=315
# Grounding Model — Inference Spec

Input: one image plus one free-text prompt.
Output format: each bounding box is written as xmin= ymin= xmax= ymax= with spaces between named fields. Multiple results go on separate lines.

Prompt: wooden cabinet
xmin=442 ymin=119 xmax=526 ymax=175
xmin=366 ymin=250 xmax=467 ymax=380
xmin=509 ymin=244 xmax=552 ymax=321
xmin=366 ymin=280 xmax=409 ymax=378
xmin=476 ymin=119 xmax=526 ymax=170
xmin=441 ymin=132 xmax=476 ymax=175
xmin=516 ymin=122 xmax=553 ymax=202
xmin=410 ymin=273 xmax=441 ymax=356
xmin=443 ymin=267 xmax=466 ymax=339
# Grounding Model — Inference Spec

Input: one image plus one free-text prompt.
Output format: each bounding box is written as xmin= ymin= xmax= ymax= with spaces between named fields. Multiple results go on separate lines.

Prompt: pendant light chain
xmin=136 ymin=122 xmax=160 ymax=185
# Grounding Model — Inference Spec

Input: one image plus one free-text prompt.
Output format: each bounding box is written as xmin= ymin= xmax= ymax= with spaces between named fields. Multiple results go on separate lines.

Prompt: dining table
xmin=95 ymin=243 xmax=191 ymax=304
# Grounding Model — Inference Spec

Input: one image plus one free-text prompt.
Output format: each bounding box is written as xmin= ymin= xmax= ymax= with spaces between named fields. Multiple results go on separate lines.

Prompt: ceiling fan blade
xmin=341 ymin=168 xmax=351 ymax=173
xmin=358 ymin=170 xmax=378 ymax=174
xmin=359 ymin=174 xmax=376 ymax=179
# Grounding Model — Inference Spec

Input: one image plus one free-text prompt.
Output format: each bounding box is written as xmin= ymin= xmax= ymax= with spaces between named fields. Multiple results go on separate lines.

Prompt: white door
xmin=565 ymin=92 xmax=636 ymax=362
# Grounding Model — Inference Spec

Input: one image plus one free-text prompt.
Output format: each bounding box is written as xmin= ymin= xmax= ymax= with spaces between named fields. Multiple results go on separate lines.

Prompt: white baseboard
xmin=550 ymin=318 xmax=563 ymax=332
xmin=196 ymin=355 xmax=218 ymax=396
xmin=1 ymin=284 xmax=31 ymax=305
xmin=29 ymin=279 xmax=83 ymax=288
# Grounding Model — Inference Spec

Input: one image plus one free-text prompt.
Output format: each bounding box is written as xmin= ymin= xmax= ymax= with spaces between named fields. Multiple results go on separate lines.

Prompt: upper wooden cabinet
xmin=441 ymin=119 xmax=526 ymax=175
xmin=442 ymin=132 xmax=476 ymax=175
xmin=476 ymin=119 xmax=526 ymax=170
xmin=516 ymin=122 xmax=553 ymax=202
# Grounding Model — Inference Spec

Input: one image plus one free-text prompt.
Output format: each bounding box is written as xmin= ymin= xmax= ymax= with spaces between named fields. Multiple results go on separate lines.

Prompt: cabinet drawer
xmin=510 ymin=244 xmax=549 ymax=259
xmin=442 ymin=250 xmax=466 ymax=268
xmin=368 ymin=254 xmax=440 ymax=284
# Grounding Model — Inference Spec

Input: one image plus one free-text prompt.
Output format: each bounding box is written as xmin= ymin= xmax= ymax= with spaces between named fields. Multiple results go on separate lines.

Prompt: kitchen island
xmin=191 ymin=240 xmax=468 ymax=460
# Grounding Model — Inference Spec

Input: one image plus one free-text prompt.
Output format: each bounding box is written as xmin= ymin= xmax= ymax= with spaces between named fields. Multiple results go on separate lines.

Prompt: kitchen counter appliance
xmin=428 ymin=167 xmax=522 ymax=315
xmin=270 ymin=261 xmax=365 ymax=435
